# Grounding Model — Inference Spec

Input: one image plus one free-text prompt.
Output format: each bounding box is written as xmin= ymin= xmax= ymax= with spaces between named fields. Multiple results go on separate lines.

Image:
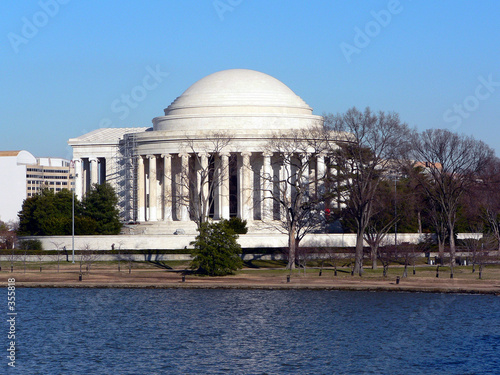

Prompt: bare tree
xmin=118 ymin=250 xmax=135 ymax=274
xmin=476 ymin=157 xmax=500 ymax=252
xmin=472 ymin=236 xmax=495 ymax=279
xmin=261 ymin=127 xmax=329 ymax=269
xmin=461 ymin=234 xmax=482 ymax=273
xmin=323 ymin=247 xmax=346 ymax=276
xmin=0 ymin=221 xmax=17 ymax=250
xmin=398 ymin=242 xmax=418 ymax=278
xmin=79 ymin=244 xmax=101 ymax=274
xmin=409 ymin=129 xmax=494 ymax=266
xmin=426 ymin=197 xmax=448 ymax=261
xmin=177 ymin=132 xmax=233 ymax=227
xmin=461 ymin=231 xmax=494 ymax=275
xmin=34 ymin=250 xmax=44 ymax=272
xmin=21 ymin=247 xmax=28 ymax=274
xmin=8 ymin=246 xmax=17 ymax=273
xmin=296 ymin=246 xmax=316 ymax=275
xmin=116 ymin=241 xmax=125 ymax=272
xmin=364 ymin=219 xmax=397 ymax=270
xmin=363 ymin=179 xmax=400 ymax=269
xmin=378 ymin=245 xmax=398 ymax=277
xmin=325 ymin=107 xmax=410 ymax=276
xmin=0 ymin=221 xmax=17 ymax=272
xmin=51 ymin=241 xmax=65 ymax=272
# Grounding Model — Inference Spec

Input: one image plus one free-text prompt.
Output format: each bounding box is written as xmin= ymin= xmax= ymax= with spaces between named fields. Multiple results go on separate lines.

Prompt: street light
xmin=388 ymin=173 xmax=398 ymax=247
xmin=70 ymin=160 xmax=75 ymax=263
xmin=394 ymin=175 xmax=397 ymax=246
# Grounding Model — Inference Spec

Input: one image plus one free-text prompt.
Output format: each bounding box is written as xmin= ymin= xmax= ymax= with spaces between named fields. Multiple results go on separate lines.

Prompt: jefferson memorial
xmin=68 ymin=69 xmax=328 ymax=234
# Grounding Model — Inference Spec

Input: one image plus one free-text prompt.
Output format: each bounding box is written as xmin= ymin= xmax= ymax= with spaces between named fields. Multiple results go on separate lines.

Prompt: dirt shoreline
xmin=2 ymin=268 xmax=499 ymax=295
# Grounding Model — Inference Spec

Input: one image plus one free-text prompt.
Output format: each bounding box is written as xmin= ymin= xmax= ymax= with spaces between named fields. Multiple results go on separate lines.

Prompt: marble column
xmin=74 ymin=159 xmax=82 ymax=200
xmin=238 ymin=152 xmax=252 ymax=220
xmin=262 ymin=152 xmax=273 ymax=220
xmin=220 ymin=152 xmax=230 ymax=219
xmin=162 ymin=154 xmax=172 ymax=221
xmin=300 ymin=154 xmax=310 ymax=202
xmin=82 ymin=159 xmax=88 ymax=196
xmin=316 ymin=153 xmax=326 ymax=198
xmin=309 ymin=155 xmax=316 ymax=198
xmin=90 ymin=158 xmax=98 ymax=187
xmin=281 ymin=157 xmax=291 ymax=220
xmin=179 ymin=153 xmax=190 ymax=221
xmin=137 ymin=156 xmax=146 ymax=222
xmin=198 ymin=153 xmax=209 ymax=220
xmin=148 ymin=155 xmax=157 ymax=221
xmin=329 ymin=160 xmax=339 ymax=209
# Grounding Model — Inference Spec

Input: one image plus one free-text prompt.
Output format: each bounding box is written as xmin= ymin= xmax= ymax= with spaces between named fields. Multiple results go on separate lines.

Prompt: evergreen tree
xmin=82 ymin=183 xmax=122 ymax=235
xmin=190 ymin=220 xmax=243 ymax=276
xmin=18 ymin=189 xmax=74 ymax=235
xmin=18 ymin=183 xmax=122 ymax=235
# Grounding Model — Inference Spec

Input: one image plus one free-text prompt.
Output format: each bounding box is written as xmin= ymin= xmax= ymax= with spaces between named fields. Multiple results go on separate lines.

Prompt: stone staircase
xmin=121 ymin=221 xmax=198 ymax=235
xmin=121 ymin=219 xmax=282 ymax=236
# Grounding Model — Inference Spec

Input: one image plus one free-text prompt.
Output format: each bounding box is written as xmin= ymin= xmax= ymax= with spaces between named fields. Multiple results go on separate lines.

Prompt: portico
xmin=69 ymin=69 xmax=329 ymax=233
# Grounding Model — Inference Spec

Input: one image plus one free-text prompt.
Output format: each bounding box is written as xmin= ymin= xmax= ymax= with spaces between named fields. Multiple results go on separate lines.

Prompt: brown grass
xmin=1 ymin=262 xmax=499 ymax=294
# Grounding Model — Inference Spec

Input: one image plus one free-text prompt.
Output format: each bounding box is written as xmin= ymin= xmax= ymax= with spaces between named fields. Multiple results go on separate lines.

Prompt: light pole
xmin=394 ymin=175 xmax=397 ymax=247
xmin=70 ymin=161 xmax=75 ymax=263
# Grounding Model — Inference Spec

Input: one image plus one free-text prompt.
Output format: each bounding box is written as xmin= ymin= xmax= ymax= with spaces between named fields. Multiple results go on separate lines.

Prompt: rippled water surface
xmin=4 ymin=288 xmax=500 ymax=374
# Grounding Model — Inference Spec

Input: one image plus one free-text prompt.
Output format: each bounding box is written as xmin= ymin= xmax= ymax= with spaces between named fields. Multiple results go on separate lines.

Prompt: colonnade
xmin=73 ymin=157 xmax=106 ymax=199
xmin=135 ymin=152 xmax=328 ymax=223
xmin=135 ymin=152 xmax=253 ymax=222
xmin=73 ymin=152 xmax=332 ymax=223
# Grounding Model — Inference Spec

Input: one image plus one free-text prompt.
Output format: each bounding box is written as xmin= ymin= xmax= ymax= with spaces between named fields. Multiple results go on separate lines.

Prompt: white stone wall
xmin=21 ymin=232 xmax=441 ymax=251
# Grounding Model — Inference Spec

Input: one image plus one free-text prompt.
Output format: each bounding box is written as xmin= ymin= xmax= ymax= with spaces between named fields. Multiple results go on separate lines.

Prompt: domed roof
xmin=163 ymin=69 xmax=312 ymax=115
xmin=153 ymin=69 xmax=322 ymax=132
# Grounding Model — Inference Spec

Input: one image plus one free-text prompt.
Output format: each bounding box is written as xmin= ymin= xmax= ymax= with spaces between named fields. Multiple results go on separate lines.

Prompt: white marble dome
xmin=165 ymin=69 xmax=311 ymax=115
xmin=153 ymin=69 xmax=320 ymax=132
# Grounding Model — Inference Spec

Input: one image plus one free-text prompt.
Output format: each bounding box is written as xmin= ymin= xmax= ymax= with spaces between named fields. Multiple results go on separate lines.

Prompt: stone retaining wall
xmin=20 ymin=233 xmax=444 ymax=251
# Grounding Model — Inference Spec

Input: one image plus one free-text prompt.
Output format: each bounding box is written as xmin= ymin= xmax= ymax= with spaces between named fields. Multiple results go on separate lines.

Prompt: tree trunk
xmin=438 ymin=237 xmax=445 ymax=263
xmin=449 ymin=222 xmax=456 ymax=266
xmin=417 ymin=211 xmax=422 ymax=234
xmin=287 ymin=231 xmax=296 ymax=270
xmin=353 ymin=231 xmax=364 ymax=276
xmin=371 ymin=244 xmax=378 ymax=270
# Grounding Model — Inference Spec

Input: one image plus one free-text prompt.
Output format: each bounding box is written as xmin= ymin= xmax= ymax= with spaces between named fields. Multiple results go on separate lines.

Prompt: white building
xmin=0 ymin=151 xmax=73 ymax=222
xmin=0 ymin=151 xmax=36 ymax=222
xmin=69 ymin=69 xmax=336 ymax=234
xmin=26 ymin=157 xmax=74 ymax=198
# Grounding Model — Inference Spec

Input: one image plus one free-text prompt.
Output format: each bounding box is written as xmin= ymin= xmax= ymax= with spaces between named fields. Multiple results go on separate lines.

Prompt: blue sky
xmin=1 ymin=0 xmax=499 ymax=158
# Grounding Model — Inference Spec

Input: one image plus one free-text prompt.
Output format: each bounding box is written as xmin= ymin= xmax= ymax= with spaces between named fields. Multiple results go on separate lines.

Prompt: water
xmin=4 ymin=288 xmax=500 ymax=374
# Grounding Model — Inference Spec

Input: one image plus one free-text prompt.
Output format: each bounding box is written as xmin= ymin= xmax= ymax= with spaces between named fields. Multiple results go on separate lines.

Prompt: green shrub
xmin=18 ymin=239 xmax=43 ymax=251
xmin=190 ymin=220 xmax=243 ymax=276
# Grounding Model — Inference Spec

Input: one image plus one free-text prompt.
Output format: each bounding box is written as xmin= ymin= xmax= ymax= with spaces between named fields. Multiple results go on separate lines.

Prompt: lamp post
xmin=70 ymin=160 xmax=75 ymax=263
xmin=394 ymin=175 xmax=397 ymax=247
xmin=388 ymin=173 xmax=398 ymax=247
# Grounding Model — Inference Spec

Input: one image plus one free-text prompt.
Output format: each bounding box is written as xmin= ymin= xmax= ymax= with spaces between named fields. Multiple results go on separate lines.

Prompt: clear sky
xmin=1 ymin=0 xmax=499 ymax=159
